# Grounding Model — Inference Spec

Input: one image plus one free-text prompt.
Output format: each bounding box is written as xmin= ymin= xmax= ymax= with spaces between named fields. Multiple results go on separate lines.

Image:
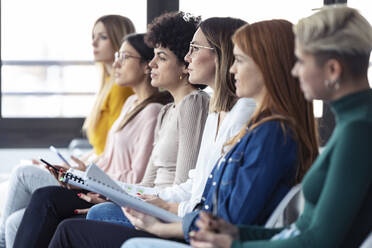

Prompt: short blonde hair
xmin=294 ymin=4 xmax=372 ymax=56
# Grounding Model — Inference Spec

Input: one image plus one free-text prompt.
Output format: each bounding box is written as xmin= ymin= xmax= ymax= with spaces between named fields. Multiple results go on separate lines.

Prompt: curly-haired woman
xmin=123 ymin=5 xmax=372 ymax=248
xmin=12 ymin=11 xmax=210 ymax=248
xmin=0 ymin=14 xmax=136 ymax=248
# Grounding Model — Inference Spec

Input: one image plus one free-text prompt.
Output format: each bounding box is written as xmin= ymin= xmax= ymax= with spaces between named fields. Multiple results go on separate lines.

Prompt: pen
xmin=50 ymin=146 xmax=72 ymax=167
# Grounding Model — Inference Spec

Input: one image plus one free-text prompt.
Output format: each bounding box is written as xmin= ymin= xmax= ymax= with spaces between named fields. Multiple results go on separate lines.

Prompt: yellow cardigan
xmin=89 ymin=83 xmax=134 ymax=155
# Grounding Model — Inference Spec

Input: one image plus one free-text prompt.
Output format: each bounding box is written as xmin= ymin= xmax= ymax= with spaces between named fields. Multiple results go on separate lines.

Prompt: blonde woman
xmin=0 ymin=15 xmax=135 ymax=248
xmin=85 ymin=16 xmax=254 ymax=225
xmin=14 ymin=12 xmax=210 ymax=248
xmin=48 ymin=17 xmax=318 ymax=248
xmin=83 ymin=15 xmax=135 ymax=157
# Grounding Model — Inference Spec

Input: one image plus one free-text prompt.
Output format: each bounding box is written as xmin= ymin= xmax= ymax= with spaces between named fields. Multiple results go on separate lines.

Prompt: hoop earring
xmin=179 ymin=75 xmax=183 ymax=80
xmin=325 ymin=79 xmax=340 ymax=90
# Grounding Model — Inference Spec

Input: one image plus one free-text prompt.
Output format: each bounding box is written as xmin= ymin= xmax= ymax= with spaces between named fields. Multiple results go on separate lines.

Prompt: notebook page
xmin=85 ymin=164 xmax=181 ymax=223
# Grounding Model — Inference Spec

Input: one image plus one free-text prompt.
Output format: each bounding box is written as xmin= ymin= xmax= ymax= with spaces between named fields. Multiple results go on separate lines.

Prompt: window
xmin=180 ymin=0 xmax=323 ymax=24
xmin=1 ymin=0 xmax=146 ymax=118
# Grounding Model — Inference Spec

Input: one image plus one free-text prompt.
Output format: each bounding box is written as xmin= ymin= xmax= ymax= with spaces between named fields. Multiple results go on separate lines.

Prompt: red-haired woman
xmin=48 ymin=19 xmax=319 ymax=248
xmin=139 ymin=5 xmax=372 ymax=248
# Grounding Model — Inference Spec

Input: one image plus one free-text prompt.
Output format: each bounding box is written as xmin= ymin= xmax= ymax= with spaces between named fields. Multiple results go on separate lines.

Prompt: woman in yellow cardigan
xmin=0 ymin=15 xmax=136 ymax=248
xmin=83 ymin=15 xmax=135 ymax=156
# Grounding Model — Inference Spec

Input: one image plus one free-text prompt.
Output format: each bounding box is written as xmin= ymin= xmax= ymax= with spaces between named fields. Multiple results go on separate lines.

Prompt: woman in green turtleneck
xmin=184 ymin=5 xmax=372 ymax=248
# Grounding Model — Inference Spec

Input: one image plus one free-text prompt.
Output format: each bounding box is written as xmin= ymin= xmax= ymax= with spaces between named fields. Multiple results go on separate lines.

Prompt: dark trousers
xmin=13 ymin=186 xmax=94 ymax=248
xmin=49 ymin=219 xmax=159 ymax=248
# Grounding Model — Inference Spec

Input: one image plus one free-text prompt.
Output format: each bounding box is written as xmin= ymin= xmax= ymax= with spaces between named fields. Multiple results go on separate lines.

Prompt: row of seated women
xmin=0 ymin=3 xmax=371 ymax=248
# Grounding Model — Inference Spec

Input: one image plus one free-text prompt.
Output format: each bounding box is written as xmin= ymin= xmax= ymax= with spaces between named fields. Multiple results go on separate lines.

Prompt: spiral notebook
xmin=63 ymin=168 xmax=95 ymax=192
xmin=62 ymin=164 xmax=181 ymax=223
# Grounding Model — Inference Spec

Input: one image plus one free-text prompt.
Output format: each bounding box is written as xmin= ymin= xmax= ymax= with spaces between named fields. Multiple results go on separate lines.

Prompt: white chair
xmin=360 ymin=231 xmax=372 ymax=248
xmin=265 ymin=184 xmax=304 ymax=228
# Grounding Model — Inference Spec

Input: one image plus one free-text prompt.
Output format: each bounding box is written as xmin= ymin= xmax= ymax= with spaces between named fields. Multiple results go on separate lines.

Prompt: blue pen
xmin=50 ymin=145 xmax=71 ymax=167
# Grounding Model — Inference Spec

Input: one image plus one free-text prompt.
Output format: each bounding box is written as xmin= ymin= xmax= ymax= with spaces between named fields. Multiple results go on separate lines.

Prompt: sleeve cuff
xmin=182 ymin=210 xmax=200 ymax=242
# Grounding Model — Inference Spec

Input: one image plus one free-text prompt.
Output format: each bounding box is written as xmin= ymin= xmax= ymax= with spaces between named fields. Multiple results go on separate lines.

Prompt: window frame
xmin=0 ymin=0 xmax=179 ymax=148
xmin=1 ymin=0 xmax=346 ymax=147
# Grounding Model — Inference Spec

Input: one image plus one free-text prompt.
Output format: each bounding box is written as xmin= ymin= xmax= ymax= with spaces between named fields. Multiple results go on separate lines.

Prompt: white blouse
xmin=159 ymin=98 xmax=256 ymax=217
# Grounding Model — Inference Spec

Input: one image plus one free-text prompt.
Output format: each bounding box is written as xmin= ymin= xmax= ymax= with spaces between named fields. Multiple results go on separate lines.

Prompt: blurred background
xmin=0 ymin=0 xmax=371 ymax=166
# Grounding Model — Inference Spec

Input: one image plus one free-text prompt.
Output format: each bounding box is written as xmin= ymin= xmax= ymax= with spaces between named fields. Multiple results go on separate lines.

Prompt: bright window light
xmin=1 ymin=0 xmax=146 ymax=118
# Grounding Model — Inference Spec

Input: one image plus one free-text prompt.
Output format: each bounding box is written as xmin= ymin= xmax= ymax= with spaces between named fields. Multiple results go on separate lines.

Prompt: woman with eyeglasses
xmin=118 ymin=18 xmax=319 ymax=248
xmin=186 ymin=6 xmax=372 ymax=248
xmin=47 ymin=17 xmax=319 ymax=248
xmin=9 ymin=32 xmax=172 ymax=248
xmin=0 ymin=14 xmax=136 ymax=248
xmin=13 ymin=11 xmax=210 ymax=248
xmin=84 ymin=16 xmax=254 ymax=228
xmin=124 ymin=5 xmax=372 ymax=248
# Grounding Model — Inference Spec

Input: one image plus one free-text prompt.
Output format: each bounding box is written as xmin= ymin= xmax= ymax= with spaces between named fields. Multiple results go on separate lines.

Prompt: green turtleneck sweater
xmin=232 ymin=89 xmax=372 ymax=248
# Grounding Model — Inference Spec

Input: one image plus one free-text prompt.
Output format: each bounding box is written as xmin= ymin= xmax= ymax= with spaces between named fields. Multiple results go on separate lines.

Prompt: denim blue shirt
xmin=182 ymin=121 xmax=298 ymax=241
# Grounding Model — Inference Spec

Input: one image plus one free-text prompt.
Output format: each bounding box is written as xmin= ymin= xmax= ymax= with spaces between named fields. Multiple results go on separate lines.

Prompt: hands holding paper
xmin=59 ymin=156 xmax=107 ymax=213
xmin=44 ymin=153 xmax=102 ymax=214
xmin=189 ymin=211 xmax=239 ymax=248
xmin=123 ymin=207 xmax=163 ymax=233
xmin=122 ymin=207 xmax=184 ymax=239
xmin=40 ymin=159 xmax=69 ymax=188
xmin=74 ymin=192 xmax=108 ymax=214
xmin=138 ymin=194 xmax=179 ymax=214
xmin=45 ymin=155 xmax=87 ymax=189
xmin=122 ymin=194 xmax=168 ymax=235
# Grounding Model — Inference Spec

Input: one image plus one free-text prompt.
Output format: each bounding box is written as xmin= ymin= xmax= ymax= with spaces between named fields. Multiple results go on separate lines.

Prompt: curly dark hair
xmin=145 ymin=11 xmax=200 ymax=63
xmin=145 ymin=12 xmax=206 ymax=89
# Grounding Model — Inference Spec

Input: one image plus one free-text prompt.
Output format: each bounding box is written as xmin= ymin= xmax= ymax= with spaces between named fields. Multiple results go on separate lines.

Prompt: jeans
xmin=0 ymin=165 xmax=59 ymax=248
xmin=122 ymin=238 xmax=191 ymax=248
xmin=87 ymin=202 xmax=134 ymax=228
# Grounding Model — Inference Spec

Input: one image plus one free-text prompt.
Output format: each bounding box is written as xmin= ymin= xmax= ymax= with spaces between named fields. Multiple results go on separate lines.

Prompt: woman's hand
xmin=122 ymin=207 xmax=164 ymax=235
xmin=70 ymin=155 xmax=87 ymax=171
xmin=73 ymin=192 xmax=107 ymax=214
xmin=196 ymin=211 xmax=239 ymax=238
xmin=31 ymin=159 xmax=41 ymax=166
xmin=123 ymin=207 xmax=184 ymax=239
xmin=190 ymin=230 xmax=234 ymax=248
xmin=45 ymin=165 xmax=69 ymax=188
xmin=189 ymin=211 xmax=239 ymax=248
xmin=138 ymin=195 xmax=179 ymax=214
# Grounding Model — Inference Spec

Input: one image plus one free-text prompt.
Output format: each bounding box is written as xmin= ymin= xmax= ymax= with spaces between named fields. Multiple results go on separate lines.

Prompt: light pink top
xmin=96 ymin=95 xmax=164 ymax=184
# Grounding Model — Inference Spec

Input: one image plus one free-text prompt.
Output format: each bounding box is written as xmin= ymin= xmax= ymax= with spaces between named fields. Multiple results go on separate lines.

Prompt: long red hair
xmin=229 ymin=20 xmax=319 ymax=184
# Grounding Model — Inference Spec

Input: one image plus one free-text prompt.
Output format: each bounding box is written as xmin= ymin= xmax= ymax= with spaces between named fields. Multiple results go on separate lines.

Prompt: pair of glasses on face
xmin=114 ymin=51 xmax=142 ymax=64
xmin=188 ymin=43 xmax=214 ymax=56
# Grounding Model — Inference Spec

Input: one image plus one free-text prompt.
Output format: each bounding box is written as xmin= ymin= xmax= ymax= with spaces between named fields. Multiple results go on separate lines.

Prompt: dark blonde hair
xmin=199 ymin=17 xmax=247 ymax=112
xmin=83 ymin=15 xmax=135 ymax=135
xmin=229 ymin=20 xmax=319 ymax=184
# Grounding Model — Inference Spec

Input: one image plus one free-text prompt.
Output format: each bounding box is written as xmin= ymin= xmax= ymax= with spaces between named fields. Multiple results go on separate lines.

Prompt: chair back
xmin=360 ymin=231 xmax=372 ymax=248
xmin=265 ymin=184 xmax=304 ymax=228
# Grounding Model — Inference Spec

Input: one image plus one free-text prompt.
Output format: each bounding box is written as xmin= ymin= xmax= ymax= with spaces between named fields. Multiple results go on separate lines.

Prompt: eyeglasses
xmin=188 ymin=43 xmax=214 ymax=56
xmin=114 ymin=51 xmax=142 ymax=64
